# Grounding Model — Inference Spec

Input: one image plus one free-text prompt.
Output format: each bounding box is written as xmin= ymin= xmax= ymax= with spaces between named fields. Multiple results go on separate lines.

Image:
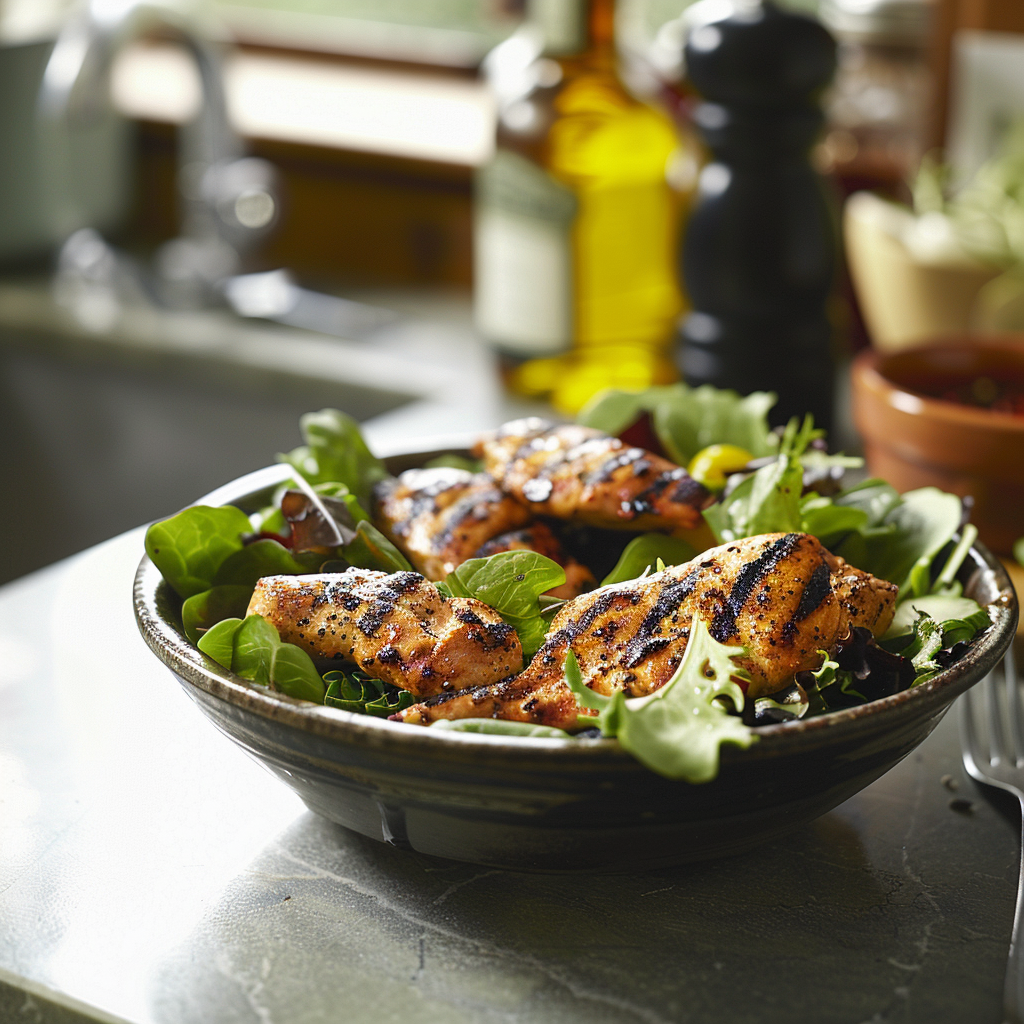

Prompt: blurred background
xmin=2 ymin=0 xmax=1023 ymax=584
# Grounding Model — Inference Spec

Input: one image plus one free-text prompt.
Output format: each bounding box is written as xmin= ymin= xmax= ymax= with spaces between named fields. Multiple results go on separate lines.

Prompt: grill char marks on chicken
xmin=247 ymin=570 xmax=523 ymax=698
xmin=372 ymin=467 xmax=594 ymax=598
xmin=392 ymin=533 xmax=898 ymax=728
xmin=473 ymin=418 xmax=712 ymax=532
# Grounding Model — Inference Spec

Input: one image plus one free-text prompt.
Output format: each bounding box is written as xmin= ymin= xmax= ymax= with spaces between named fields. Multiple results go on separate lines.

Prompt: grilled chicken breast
xmin=247 ymin=569 xmax=522 ymax=698
xmin=473 ymin=418 xmax=711 ymax=532
xmin=392 ymin=533 xmax=898 ymax=728
xmin=372 ymin=467 xmax=594 ymax=598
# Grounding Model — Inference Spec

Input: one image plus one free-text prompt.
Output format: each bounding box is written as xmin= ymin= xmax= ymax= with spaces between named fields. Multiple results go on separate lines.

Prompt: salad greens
xmin=279 ymin=408 xmax=389 ymax=508
xmin=145 ymin=389 xmax=995 ymax=786
xmin=323 ymin=670 xmax=415 ymax=717
xmin=145 ymin=505 xmax=254 ymax=599
xmin=601 ymin=533 xmax=697 ymax=587
xmin=198 ymin=615 xmax=326 ymax=703
xmin=579 ymin=382 xmax=779 ymax=463
xmin=441 ymin=550 xmax=566 ymax=659
xmin=564 ymin=616 xmax=756 ymax=782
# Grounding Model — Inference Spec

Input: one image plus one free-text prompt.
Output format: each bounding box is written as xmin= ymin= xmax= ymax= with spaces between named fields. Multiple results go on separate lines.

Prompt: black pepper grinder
xmin=677 ymin=0 xmax=838 ymax=433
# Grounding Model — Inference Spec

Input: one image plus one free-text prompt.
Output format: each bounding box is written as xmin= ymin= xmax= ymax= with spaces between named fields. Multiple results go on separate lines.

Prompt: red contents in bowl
xmin=910 ymin=374 xmax=1024 ymax=416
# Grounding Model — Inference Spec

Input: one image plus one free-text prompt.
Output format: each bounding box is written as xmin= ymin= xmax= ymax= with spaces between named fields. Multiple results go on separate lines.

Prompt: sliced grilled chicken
xmin=473 ymin=418 xmax=711 ymax=531
xmin=247 ymin=570 xmax=522 ymax=698
xmin=372 ymin=467 xmax=593 ymax=598
xmin=392 ymin=533 xmax=898 ymax=728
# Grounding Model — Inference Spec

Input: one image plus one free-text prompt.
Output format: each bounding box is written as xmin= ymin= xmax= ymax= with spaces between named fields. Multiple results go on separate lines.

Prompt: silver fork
xmin=962 ymin=643 xmax=1024 ymax=1024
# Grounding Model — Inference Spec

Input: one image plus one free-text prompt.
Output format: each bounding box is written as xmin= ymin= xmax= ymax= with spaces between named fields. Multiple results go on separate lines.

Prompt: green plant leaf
xmin=278 ymin=408 xmax=389 ymax=508
xmin=577 ymin=383 xmax=778 ymax=463
xmin=196 ymin=616 xmax=244 ymax=669
xmin=182 ymin=585 xmax=254 ymax=644
xmin=563 ymin=618 xmax=756 ymax=782
xmin=601 ymin=534 xmax=697 ymax=586
xmin=212 ymin=539 xmax=308 ymax=588
xmin=884 ymin=593 xmax=989 ymax=642
xmin=323 ymin=669 xmax=415 ymax=716
xmin=145 ymin=504 xmax=253 ymax=599
xmin=837 ymin=487 xmax=963 ymax=597
xmin=203 ymin=614 xmax=326 ymax=703
xmin=342 ymin=520 xmax=413 ymax=574
xmin=445 ymin=550 xmax=565 ymax=658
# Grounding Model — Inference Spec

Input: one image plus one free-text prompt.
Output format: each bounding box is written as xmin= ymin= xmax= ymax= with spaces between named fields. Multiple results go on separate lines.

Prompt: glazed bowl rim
xmin=133 ymin=457 xmax=1019 ymax=767
xmin=853 ymin=341 xmax=1024 ymax=433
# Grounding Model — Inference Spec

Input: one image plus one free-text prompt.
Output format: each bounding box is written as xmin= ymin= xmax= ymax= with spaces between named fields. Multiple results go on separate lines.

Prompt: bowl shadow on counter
xmin=145 ymin=802 xmax=1006 ymax=1024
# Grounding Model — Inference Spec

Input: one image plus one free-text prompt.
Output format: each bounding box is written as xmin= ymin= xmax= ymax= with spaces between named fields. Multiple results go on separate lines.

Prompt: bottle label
xmin=527 ymin=0 xmax=587 ymax=56
xmin=475 ymin=150 xmax=576 ymax=356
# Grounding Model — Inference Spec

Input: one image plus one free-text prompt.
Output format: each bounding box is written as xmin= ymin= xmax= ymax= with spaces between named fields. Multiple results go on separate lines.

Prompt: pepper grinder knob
xmin=678 ymin=0 xmax=838 ymax=432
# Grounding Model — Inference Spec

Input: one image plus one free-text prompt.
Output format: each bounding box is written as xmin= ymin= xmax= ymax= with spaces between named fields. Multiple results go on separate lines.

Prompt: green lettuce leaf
xmin=444 ymin=550 xmax=565 ymax=658
xmin=601 ymin=534 xmax=697 ymax=586
xmin=835 ymin=487 xmax=963 ymax=597
xmin=279 ymin=408 xmax=389 ymax=508
xmin=145 ymin=504 xmax=254 ymax=599
xmin=323 ymin=670 xmax=415 ymax=717
xmin=702 ymin=417 xmax=820 ymax=543
xmin=884 ymin=593 xmax=989 ymax=642
xmin=578 ymin=383 xmax=778 ymax=463
xmin=563 ymin=616 xmax=756 ymax=782
xmin=197 ymin=614 xmax=325 ymax=703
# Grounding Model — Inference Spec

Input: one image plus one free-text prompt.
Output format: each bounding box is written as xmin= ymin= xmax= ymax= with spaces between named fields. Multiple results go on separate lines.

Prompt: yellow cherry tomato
xmin=687 ymin=444 xmax=753 ymax=492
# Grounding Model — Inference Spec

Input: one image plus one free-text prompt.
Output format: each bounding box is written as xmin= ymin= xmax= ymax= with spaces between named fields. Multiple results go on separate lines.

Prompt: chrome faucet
xmin=39 ymin=0 xmax=278 ymax=309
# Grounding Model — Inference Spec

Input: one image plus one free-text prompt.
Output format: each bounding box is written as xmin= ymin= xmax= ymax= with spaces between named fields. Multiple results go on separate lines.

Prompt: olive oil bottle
xmin=475 ymin=0 xmax=690 ymax=414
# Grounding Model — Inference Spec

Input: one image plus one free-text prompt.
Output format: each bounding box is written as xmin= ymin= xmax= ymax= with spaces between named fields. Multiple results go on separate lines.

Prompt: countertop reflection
xmin=0 ymin=528 xmax=1016 ymax=1024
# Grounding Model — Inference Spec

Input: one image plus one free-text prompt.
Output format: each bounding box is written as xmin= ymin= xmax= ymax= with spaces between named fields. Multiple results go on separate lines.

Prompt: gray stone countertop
xmin=0 ymin=528 xmax=1018 ymax=1024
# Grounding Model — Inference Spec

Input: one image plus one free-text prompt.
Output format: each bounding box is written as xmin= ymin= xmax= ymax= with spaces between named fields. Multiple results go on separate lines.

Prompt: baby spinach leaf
xmin=563 ymin=617 xmax=756 ymax=782
xmin=145 ymin=504 xmax=253 ymax=599
xmin=182 ymin=585 xmax=253 ymax=645
xmin=198 ymin=614 xmax=325 ymax=703
xmin=196 ymin=616 xmax=244 ymax=669
xmin=601 ymin=534 xmax=697 ymax=586
xmin=445 ymin=550 xmax=565 ymax=658
xmin=213 ymin=539 xmax=307 ymax=588
xmin=343 ymin=520 xmax=413 ymax=574
xmin=279 ymin=408 xmax=389 ymax=508
xmin=429 ymin=719 xmax=573 ymax=739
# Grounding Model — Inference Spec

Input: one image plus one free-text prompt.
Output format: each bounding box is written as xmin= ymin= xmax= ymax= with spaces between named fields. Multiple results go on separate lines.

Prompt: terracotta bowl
xmin=851 ymin=338 xmax=1024 ymax=555
xmin=133 ymin=455 xmax=1017 ymax=872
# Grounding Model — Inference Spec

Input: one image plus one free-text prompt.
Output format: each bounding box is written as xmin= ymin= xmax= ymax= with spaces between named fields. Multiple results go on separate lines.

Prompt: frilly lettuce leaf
xmin=563 ymin=616 xmax=756 ymax=782
xmin=323 ymin=669 xmax=415 ymax=717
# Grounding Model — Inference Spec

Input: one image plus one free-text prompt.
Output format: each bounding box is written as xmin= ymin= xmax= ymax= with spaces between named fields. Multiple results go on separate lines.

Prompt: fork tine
xmin=987 ymin=668 xmax=1010 ymax=766
xmin=960 ymin=680 xmax=985 ymax=778
xmin=1007 ymin=645 xmax=1023 ymax=767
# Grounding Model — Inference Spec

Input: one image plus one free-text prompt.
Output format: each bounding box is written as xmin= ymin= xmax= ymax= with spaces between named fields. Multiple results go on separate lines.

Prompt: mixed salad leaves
xmin=145 ymin=386 xmax=993 ymax=784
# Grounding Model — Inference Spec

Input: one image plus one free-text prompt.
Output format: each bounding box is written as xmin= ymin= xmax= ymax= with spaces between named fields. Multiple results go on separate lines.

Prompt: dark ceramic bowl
xmin=133 ymin=453 xmax=1019 ymax=872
